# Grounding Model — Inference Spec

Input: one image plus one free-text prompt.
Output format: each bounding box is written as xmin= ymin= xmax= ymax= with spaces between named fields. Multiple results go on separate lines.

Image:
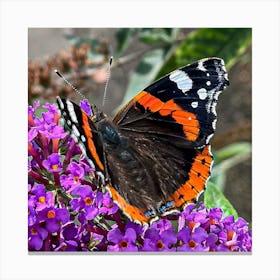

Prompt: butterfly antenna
xmin=54 ymin=69 xmax=86 ymax=100
xmin=102 ymin=56 xmax=113 ymax=107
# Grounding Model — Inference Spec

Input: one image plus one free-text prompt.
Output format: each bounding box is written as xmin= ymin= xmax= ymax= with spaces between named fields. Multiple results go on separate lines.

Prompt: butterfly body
xmin=57 ymin=57 xmax=229 ymax=224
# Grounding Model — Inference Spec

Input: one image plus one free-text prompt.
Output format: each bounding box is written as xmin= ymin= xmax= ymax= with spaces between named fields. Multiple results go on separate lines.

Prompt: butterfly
xmin=56 ymin=57 xmax=229 ymax=225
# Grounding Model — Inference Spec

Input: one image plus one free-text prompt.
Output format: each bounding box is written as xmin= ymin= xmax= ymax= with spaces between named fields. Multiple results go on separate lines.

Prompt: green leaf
xmin=204 ymin=181 xmax=239 ymax=219
xmin=156 ymin=28 xmax=252 ymax=78
xmin=33 ymin=105 xmax=47 ymax=118
xmin=115 ymin=28 xmax=137 ymax=56
xmin=211 ymin=142 xmax=251 ymax=191
xmin=138 ymin=28 xmax=179 ymax=44
xmin=117 ymin=29 xmax=180 ymax=109
xmin=119 ymin=46 xmax=175 ymax=108
xmin=214 ymin=142 xmax=252 ymax=164
xmin=209 ymin=171 xmax=227 ymax=191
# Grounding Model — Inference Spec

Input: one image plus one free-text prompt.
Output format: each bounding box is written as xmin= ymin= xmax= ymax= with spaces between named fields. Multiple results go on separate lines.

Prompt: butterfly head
xmin=90 ymin=103 xmax=107 ymax=123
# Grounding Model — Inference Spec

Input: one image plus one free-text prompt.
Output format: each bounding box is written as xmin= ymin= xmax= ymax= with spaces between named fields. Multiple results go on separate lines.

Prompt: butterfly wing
xmin=105 ymin=57 xmax=229 ymax=223
xmin=56 ymin=97 xmax=106 ymax=173
xmin=114 ymin=57 xmax=229 ymax=148
xmin=56 ymin=58 xmax=229 ymax=225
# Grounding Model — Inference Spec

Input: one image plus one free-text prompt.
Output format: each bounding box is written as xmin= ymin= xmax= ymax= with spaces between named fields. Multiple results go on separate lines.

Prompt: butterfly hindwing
xmin=104 ymin=131 xmax=213 ymax=224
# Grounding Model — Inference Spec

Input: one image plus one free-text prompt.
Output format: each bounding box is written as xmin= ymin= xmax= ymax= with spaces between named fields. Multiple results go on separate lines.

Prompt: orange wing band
xmin=167 ymin=145 xmax=212 ymax=209
xmin=81 ymin=111 xmax=104 ymax=171
xmin=107 ymin=185 xmax=151 ymax=225
xmin=136 ymin=91 xmax=199 ymax=141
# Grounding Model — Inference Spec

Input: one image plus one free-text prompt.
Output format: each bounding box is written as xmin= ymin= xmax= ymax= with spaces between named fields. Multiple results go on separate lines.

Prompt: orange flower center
xmin=30 ymin=228 xmax=38 ymax=235
xmin=38 ymin=196 xmax=46 ymax=203
xmin=52 ymin=164 xmax=58 ymax=170
xmin=227 ymin=230 xmax=234 ymax=241
xmin=84 ymin=197 xmax=93 ymax=206
xmin=107 ymin=203 xmax=114 ymax=209
xmin=210 ymin=218 xmax=217 ymax=225
xmin=61 ymin=245 xmax=67 ymax=251
xmin=188 ymin=240 xmax=197 ymax=248
xmin=47 ymin=210 xmax=56 ymax=219
xmin=188 ymin=221 xmax=196 ymax=230
xmin=119 ymin=240 xmax=128 ymax=248
xmin=73 ymin=176 xmax=79 ymax=183
xmin=156 ymin=240 xmax=165 ymax=250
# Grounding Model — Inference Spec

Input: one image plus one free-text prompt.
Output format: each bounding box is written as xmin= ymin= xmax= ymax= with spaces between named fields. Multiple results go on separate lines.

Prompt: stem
xmin=28 ymin=169 xmax=49 ymax=185
xmin=112 ymin=212 xmax=125 ymax=232
xmin=52 ymin=139 xmax=59 ymax=154
xmin=28 ymin=143 xmax=44 ymax=169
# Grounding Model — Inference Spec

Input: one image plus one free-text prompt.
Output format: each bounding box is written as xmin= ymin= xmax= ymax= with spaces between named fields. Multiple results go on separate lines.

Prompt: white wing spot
xmin=79 ymin=143 xmax=87 ymax=156
xmin=57 ymin=97 xmax=64 ymax=110
xmin=206 ymin=133 xmax=214 ymax=144
xmin=81 ymin=135 xmax=86 ymax=142
xmin=206 ymin=72 xmax=210 ymax=77
xmin=197 ymin=60 xmax=207 ymax=71
xmin=72 ymin=124 xmax=80 ymax=137
xmin=66 ymin=100 xmax=78 ymax=123
xmin=206 ymin=81 xmax=211 ymax=86
xmin=70 ymin=132 xmax=78 ymax=143
xmin=169 ymin=70 xmax=193 ymax=93
xmin=224 ymin=73 xmax=229 ymax=81
xmin=197 ymin=88 xmax=207 ymax=100
xmin=60 ymin=118 xmax=65 ymax=126
xmin=67 ymin=120 xmax=71 ymax=126
xmin=212 ymin=119 xmax=217 ymax=130
xmin=191 ymin=101 xmax=198 ymax=108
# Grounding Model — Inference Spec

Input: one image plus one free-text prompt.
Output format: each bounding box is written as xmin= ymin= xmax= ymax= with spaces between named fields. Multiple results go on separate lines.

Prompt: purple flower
xmin=43 ymin=103 xmax=58 ymax=115
xmin=218 ymin=216 xmax=252 ymax=252
xmin=98 ymin=192 xmax=119 ymax=216
xmin=107 ymin=227 xmax=138 ymax=252
xmin=28 ymin=206 xmax=37 ymax=226
xmin=28 ymin=101 xmax=40 ymax=117
xmin=205 ymin=232 xmax=219 ymax=251
xmin=30 ymin=184 xmax=55 ymax=211
xmin=179 ymin=203 xmax=207 ymax=232
xmin=28 ymin=224 xmax=48 ymax=250
xmin=177 ymin=227 xmax=208 ymax=252
xmin=150 ymin=219 xmax=174 ymax=234
xmin=28 ymin=101 xmax=40 ymax=128
xmin=60 ymin=161 xmax=84 ymax=191
xmin=62 ymin=222 xmax=79 ymax=240
xmin=28 ymin=127 xmax=38 ymax=142
xmin=53 ymin=222 xmax=80 ymax=251
xmin=37 ymin=207 xmax=70 ymax=233
xmin=32 ymin=103 xmax=67 ymax=141
xmin=55 ymin=240 xmax=78 ymax=251
xmin=42 ymin=153 xmax=62 ymax=173
xmin=70 ymin=185 xmax=99 ymax=220
xmin=142 ymin=228 xmax=177 ymax=252
xmin=80 ymin=99 xmax=93 ymax=116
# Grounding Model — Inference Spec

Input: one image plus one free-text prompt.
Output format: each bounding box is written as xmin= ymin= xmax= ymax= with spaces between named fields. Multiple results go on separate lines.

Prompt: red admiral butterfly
xmin=56 ymin=57 xmax=229 ymax=225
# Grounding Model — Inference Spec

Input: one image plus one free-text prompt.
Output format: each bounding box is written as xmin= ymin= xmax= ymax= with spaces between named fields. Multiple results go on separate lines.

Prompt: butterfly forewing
xmin=114 ymin=57 xmax=229 ymax=148
xmin=56 ymin=97 xmax=105 ymax=172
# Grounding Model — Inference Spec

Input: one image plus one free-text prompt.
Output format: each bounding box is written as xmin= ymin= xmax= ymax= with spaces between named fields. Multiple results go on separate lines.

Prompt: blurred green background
xmin=28 ymin=28 xmax=252 ymax=224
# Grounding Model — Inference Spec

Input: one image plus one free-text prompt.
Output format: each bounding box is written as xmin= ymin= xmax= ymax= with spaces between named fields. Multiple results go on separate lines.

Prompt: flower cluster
xmin=28 ymin=100 xmax=252 ymax=252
